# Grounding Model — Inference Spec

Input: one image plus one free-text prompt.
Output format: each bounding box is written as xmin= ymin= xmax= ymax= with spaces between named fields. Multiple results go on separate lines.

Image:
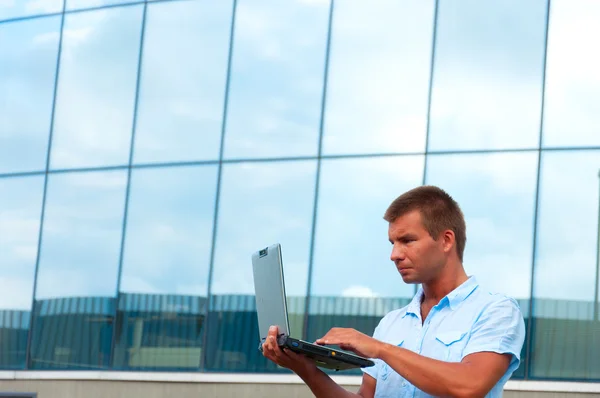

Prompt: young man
xmin=262 ymin=185 xmax=526 ymax=397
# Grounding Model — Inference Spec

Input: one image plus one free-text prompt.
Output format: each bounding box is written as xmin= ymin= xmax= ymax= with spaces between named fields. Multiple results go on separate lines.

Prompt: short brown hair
xmin=383 ymin=185 xmax=467 ymax=261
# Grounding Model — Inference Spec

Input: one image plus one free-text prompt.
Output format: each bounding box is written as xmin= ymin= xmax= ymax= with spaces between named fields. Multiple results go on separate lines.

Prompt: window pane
xmin=429 ymin=0 xmax=547 ymax=151
xmin=426 ymin=152 xmax=538 ymax=378
xmin=50 ymin=6 xmax=143 ymax=169
xmin=205 ymin=161 xmax=316 ymax=372
xmin=322 ymin=0 xmax=433 ymax=155
xmin=223 ymin=0 xmax=329 ymax=159
xmin=426 ymin=152 xmax=537 ymax=299
xmin=306 ymin=156 xmax=423 ymax=375
xmin=0 ymin=16 xmax=60 ymax=174
xmin=29 ymin=170 xmax=126 ymax=369
xmin=66 ymin=0 xmax=134 ymax=10
xmin=0 ymin=176 xmax=44 ymax=369
xmin=0 ymin=0 xmax=62 ymax=21
xmin=133 ymin=0 xmax=232 ymax=164
xmin=543 ymin=0 xmax=600 ymax=147
xmin=113 ymin=165 xmax=218 ymax=370
xmin=310 ymin=156 xmax=424 ymax=299
xmin=531 ymin=150 xmax=600 ymax=379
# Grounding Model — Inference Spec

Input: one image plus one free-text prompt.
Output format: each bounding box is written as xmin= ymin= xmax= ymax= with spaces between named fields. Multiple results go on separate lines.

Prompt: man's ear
xmin=442 ymin=230 xmax=456 ymax=254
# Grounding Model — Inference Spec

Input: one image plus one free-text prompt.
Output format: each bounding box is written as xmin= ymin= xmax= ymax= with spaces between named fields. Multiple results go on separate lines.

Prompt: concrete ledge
xmin=0 ymin=371 xmax=599 ymax=393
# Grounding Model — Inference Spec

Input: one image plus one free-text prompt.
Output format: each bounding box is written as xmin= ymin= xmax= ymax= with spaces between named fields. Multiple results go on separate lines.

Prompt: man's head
xmin=384 ymin=185 xmax=466 ymax=284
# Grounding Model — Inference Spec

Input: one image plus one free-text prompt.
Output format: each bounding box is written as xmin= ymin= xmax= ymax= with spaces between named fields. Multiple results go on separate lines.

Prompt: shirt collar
xmin=402 ymin=275 xmax=479 ymax=318
xmin=445 ymin=275 xmax=479 ymax=310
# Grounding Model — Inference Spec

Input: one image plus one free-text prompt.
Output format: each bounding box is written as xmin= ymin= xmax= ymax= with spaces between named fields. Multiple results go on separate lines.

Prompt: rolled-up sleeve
xmin=462 ymin=297 xmax=526 ymax=372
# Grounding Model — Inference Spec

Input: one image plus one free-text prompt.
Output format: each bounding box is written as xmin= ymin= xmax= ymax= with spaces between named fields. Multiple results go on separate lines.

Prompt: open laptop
xmin=251 ymin=243 xmax=375 ymax=371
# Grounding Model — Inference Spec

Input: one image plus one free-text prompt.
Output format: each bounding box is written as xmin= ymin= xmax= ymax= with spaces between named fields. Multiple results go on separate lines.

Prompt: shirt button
xmin=402 ymin=381 xmax=406 ymax=387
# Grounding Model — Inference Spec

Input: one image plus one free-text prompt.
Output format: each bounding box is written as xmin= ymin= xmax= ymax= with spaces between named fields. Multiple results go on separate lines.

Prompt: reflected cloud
xmin=323 ymin=0 xmax=434 ymax=155
xmin=223 ymin=0 xmax=329 ymax=159
xmin=35 ymin=171 xmax=127 ymax=299
xmin=429 ymin=0 xmax=547 ymax=150
xmin=50 ymin=6 xmax=142 ymax=169
xmin=342 ymin=286 xmax=379 ymax=298
xmin=212 ymin=161 xmax=317 ymax=295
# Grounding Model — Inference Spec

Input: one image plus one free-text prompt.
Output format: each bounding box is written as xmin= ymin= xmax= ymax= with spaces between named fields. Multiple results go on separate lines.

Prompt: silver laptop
xmin=251 ymin=243 xmax=375 ymax=371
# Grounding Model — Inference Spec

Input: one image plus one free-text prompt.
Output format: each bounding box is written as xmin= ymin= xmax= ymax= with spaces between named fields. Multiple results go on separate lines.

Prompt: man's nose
xmin=391 ymin=245 xmax=405 ymax=262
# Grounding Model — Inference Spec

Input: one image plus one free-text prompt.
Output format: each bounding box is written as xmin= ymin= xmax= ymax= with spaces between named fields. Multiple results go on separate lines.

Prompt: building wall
xmin=1 ymin=380 xmax=600 ymax=398
xmin=0 ymin=0 xmax=599 ymax=389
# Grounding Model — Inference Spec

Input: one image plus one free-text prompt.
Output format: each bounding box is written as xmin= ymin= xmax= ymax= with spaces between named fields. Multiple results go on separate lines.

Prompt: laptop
xmin=251 ymin=243 xmax=375 ymax=371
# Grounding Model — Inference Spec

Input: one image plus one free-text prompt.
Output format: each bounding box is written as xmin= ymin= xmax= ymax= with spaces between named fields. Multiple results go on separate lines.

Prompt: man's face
xmin=388 ymin=210 xmax=446 ymax=284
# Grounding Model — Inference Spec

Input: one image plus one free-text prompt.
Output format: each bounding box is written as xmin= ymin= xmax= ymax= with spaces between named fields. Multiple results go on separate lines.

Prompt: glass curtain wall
xmin=0 ymin=0 xmax=599 ymax=381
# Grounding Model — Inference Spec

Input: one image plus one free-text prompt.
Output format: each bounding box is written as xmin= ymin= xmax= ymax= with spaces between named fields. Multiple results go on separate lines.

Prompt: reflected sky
xmin=212 ymin=161 xmax=317 ymax=296
xmin=50 ymin=5 xmax=143 ymax=169
xmin=222 ymin=0 xmax=329 ymax=159
xmin=543 ymin=0 xmax=600 ymax=147
xmin=66 ymin=0 xmax=133 ymax=10
xmin=311 ymin=156 xmax=424 ymax=298
xmin=0 ymin=0 xmax=62 ymax=21
xmin=35 ymin=170 xmax=127 ymax=299
xmin=0 ymin=176 xmax=44 ymax=310
xmin=426 ymin=152 xmax=539 ymax=299
xmin=429 ymin=0 xmax=547 ymax=151
xmin=534 ymin=150 xmax=600 ymax=301
xmin=133 ymin=0 xmax=232 ymax=164
xmin=1 ymin=0 xmax=600 ymax=309
xmin=120 ymin=165 xmax=218 ymax=296
xmin=323 ymin=0 xmax=433 ymax=155
xmin=0 ymin=16 xmax=59 ymax=174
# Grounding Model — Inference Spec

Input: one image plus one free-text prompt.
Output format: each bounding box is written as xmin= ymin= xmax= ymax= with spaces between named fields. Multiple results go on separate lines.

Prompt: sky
xmin=0 ymin=0 xmax=599 ymax=315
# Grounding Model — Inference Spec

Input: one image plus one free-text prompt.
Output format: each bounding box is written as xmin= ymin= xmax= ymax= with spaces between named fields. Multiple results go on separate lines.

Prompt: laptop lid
xmin=251 ymin=243 xmax=291 ymax=342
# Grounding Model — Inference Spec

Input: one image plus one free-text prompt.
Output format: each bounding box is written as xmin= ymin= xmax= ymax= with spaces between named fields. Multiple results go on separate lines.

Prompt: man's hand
xmin=316 ymin=328 xmax=383 ymax=359
xmin=262 ymin=326 xmax=317 ymax=375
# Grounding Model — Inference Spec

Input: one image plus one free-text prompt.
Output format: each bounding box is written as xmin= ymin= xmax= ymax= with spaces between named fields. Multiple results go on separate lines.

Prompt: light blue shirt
xmin=362 ymin=276 xmax=526 ymax=398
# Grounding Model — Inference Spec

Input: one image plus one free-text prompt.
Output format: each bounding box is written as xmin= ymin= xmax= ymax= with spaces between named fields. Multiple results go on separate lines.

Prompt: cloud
xmin=25 ymin=0 xmax=62 ymax=13
xmin=223 ymin=0 xmax=329 ymax=159
xmin=542 ymin=0 xmax=600 ymax=146
xmin=0 ymin=276 xmax=34 ymax=310
xmin=50 ymin=6 xmax=141 ymax=168
xmin=342 ymin=285 xmax=378 ymax=298
xmin=0 ymin=0 xmax=15 ymax=8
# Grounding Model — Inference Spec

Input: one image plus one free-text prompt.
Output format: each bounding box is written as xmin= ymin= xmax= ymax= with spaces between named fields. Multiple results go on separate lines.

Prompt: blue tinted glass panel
xmin=223 ymin=0 xmax=329 ymax=159
xmin=206 ymin=160 xmax=316 ymax=372
xmin=426 ymin=152 xmax=537 ymax=379
xmin=0 ymin=16 xmax=60 ymax=174
xmin=133 ymin=0 xmax=232 ymax=164
xmin=113 ymin=165 xmax=217 ymax=370
xmin=426 ymin=152 xmax=537 ymax=300
xmin=429 ymin=0 xmax=547 ymax=151
xmin=311 ymin=156 xmax=424 ymax=299
xmin=543 ymin=0 xmax=600 ymax=147
xmin=35 ymin=171 xmax=127 ymax=299
xmin=306 ymin=156 xmax=424 ymax=374
xmin=323 ymin=0 xmax=434 ymax=155
xmin=0 ymin=176 xmax=44 ymax=369
xmin=0 ymin=0 xmax=61 ymax=21
xmin=29 ymin=170 xmax=126 ymax=369
xmin=50 ymin=6 xmax=143 ymax=169
xmin=531 ymin=150 xmax=600 ymax=379
xmin=120 ymin=166 xmax=217 ymax=296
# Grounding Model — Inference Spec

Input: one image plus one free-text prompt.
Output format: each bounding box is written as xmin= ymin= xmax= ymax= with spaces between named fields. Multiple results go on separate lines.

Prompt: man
xmin=262 ymin=185 xmax=526 ymax=397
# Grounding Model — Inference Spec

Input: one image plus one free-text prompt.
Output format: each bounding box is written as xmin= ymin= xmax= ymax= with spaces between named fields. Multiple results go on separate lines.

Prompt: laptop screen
xmin=251 ymin=243 xmax=291 ymax=342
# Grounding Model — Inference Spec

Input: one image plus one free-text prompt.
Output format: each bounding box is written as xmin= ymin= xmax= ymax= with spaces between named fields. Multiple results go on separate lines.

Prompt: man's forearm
xmin=378 ymin=344 xmax=474 ymax=398
xmin=295 ymin=366 xmax=361 ymax=398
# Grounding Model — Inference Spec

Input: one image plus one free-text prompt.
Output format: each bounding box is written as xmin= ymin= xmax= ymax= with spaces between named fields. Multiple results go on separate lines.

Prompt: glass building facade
xmin=1 ymin=0 xmax=599 ymax=382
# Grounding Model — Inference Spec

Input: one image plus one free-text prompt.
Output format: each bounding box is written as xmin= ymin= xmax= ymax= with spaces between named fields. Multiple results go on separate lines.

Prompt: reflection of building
xmin=2 ymin=294 xmax=600 ymax=380
xmin=1 ymin=0 xmax=600 ymax=397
